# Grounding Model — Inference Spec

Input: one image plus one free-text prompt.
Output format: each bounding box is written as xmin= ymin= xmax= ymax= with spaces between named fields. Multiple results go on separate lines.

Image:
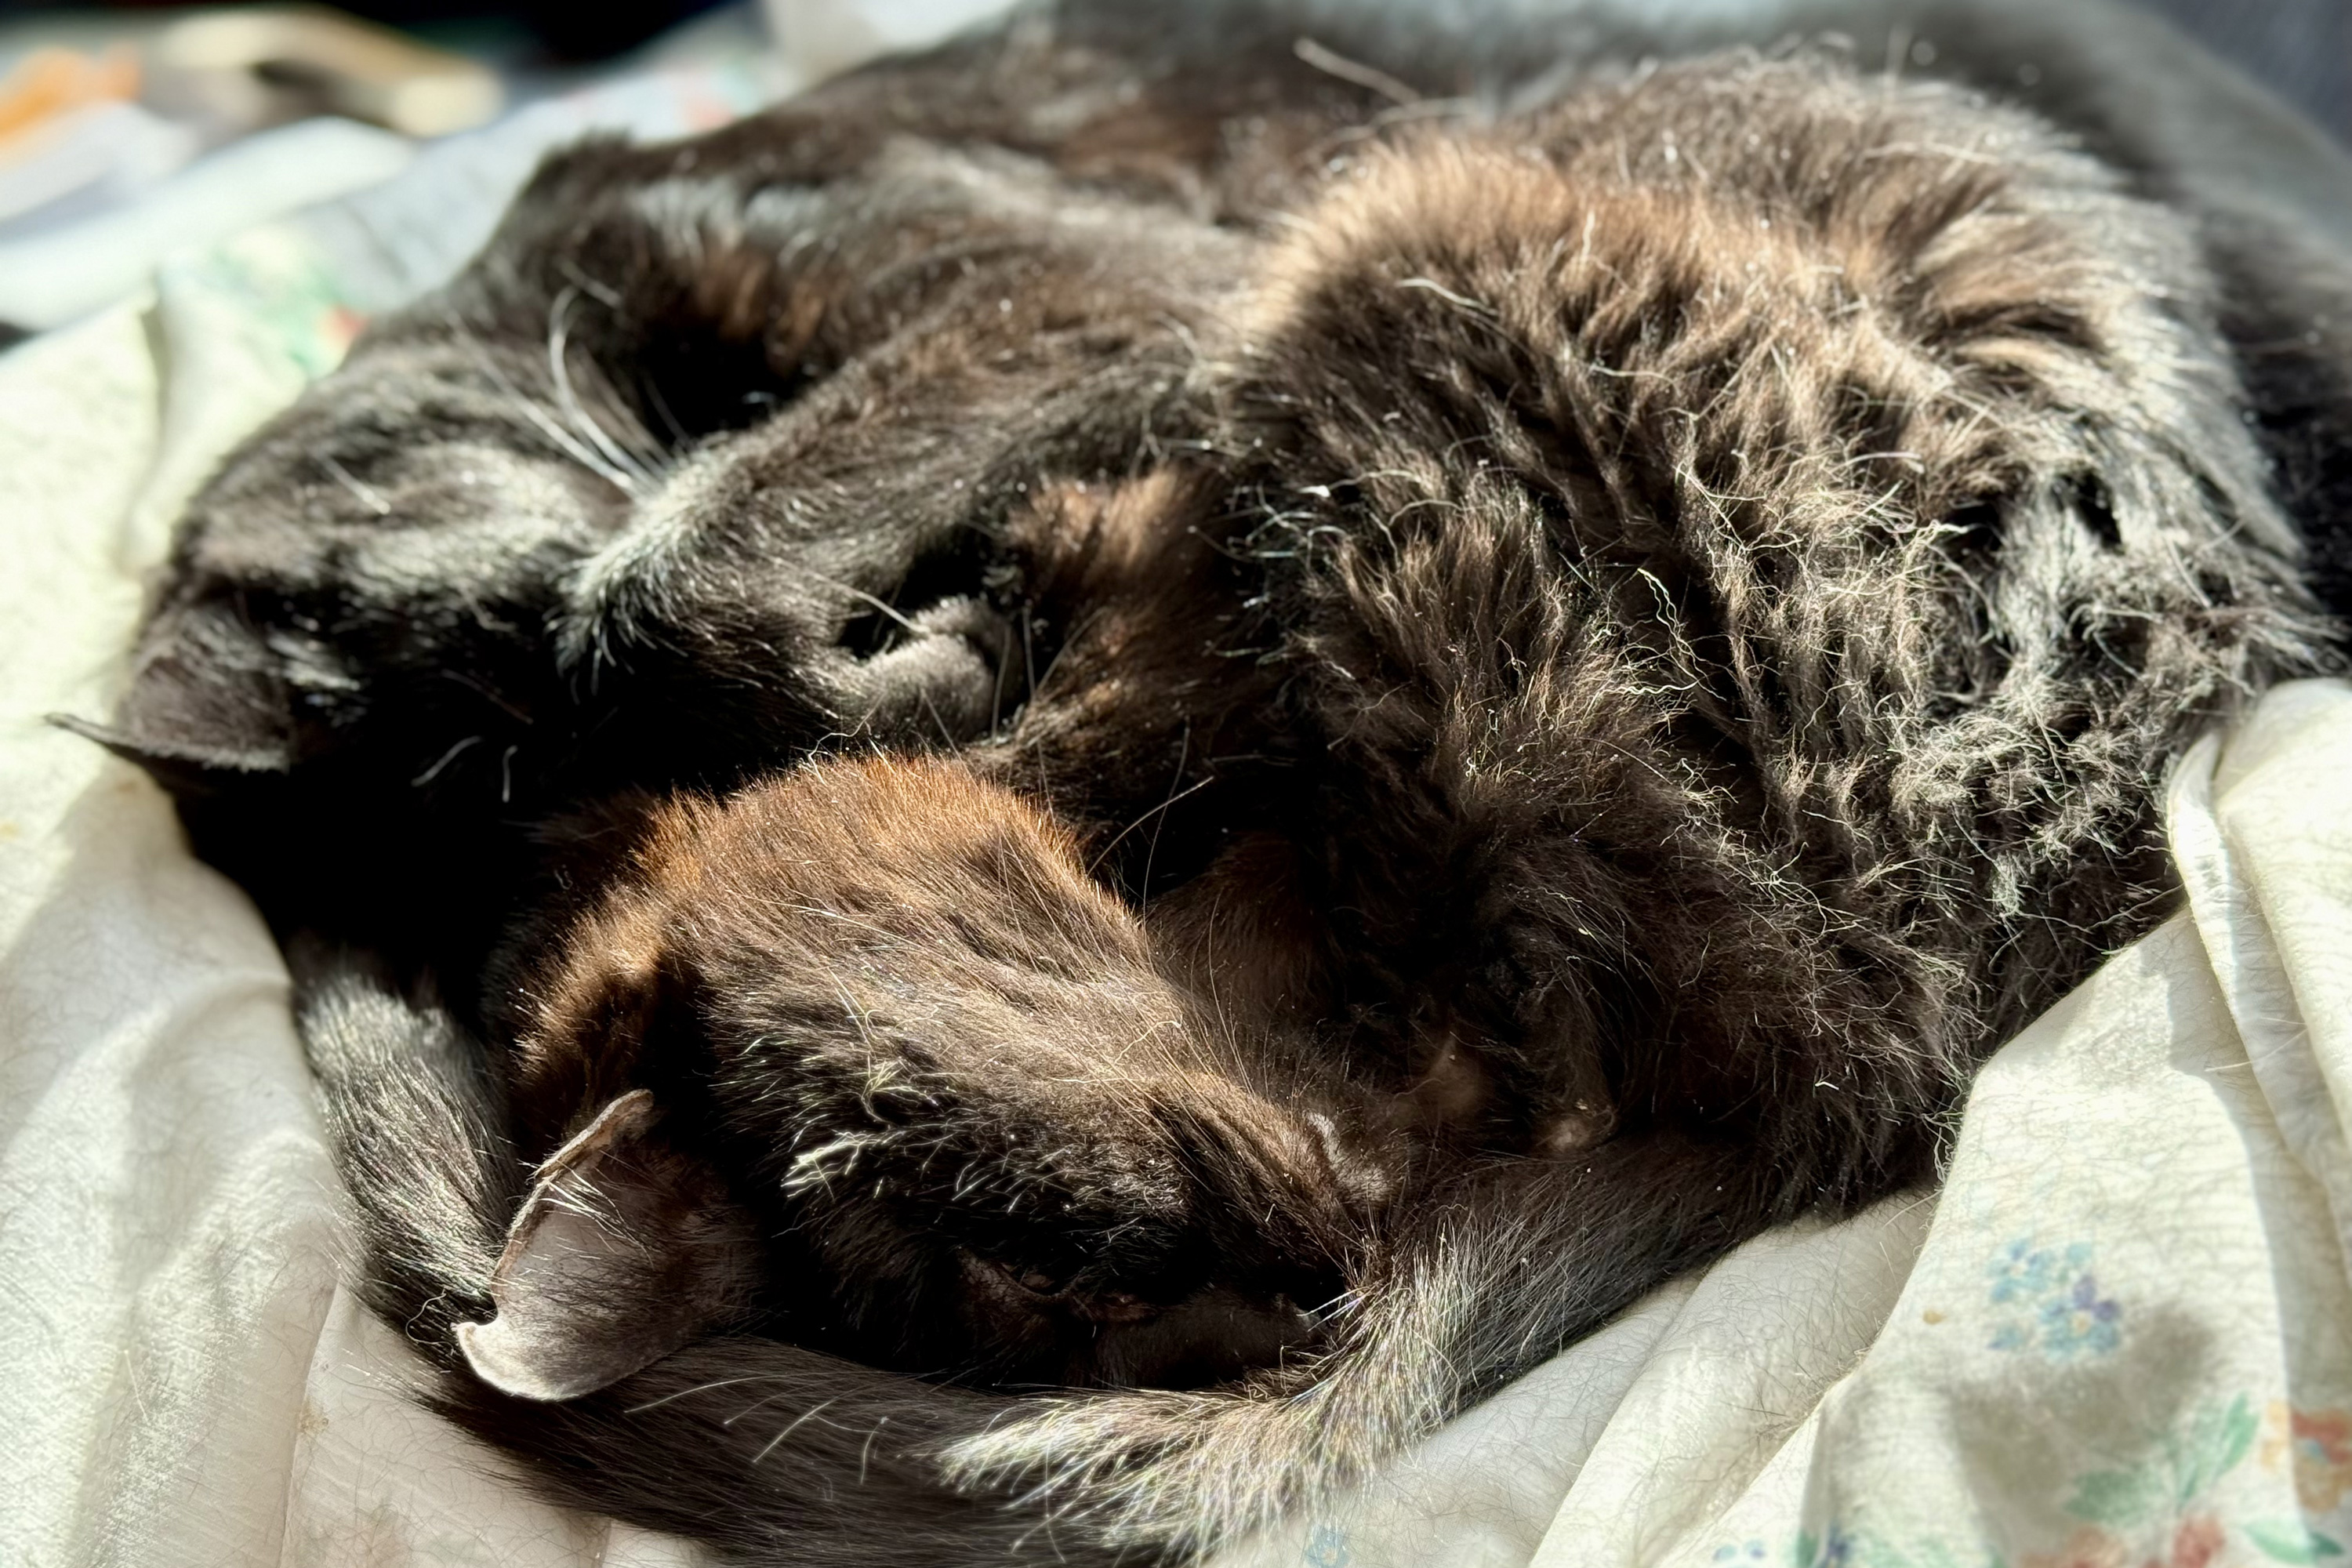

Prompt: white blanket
xmin=5 ymin=90 xmax=2352 ymax=1568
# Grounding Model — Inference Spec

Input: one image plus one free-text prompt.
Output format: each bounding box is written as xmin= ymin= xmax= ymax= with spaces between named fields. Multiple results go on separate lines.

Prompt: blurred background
xmin=2136 ymin=0 xmax=2349 ymax=144
xmin=0 ymin=0 xmax=2339 ymax=346
xmin=0 ymin=0 xmax=1018 ymax=339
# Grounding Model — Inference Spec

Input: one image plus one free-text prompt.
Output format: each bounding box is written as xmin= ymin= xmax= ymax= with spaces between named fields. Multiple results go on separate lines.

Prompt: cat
xmin=464 ymin=753 xmax=1399 ymax=1402
xmin=296 ymin=752 xmax=1771 ymax=1565
xmin=71 ymin=0 xmax=2352 ymax=996
xmin=78 ymin=0 xmax=2352 ymax=1563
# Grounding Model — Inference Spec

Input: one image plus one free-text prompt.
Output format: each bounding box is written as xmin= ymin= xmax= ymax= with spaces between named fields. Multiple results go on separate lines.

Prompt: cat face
xmin=462 ymin=754 xmax=1402 ymax=1400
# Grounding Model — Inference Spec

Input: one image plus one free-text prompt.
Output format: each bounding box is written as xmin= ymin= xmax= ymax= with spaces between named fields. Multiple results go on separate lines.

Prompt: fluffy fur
xmin=86 ymin=0 xmax=2352 ymax=1563
xmin=493 ymin=757 xmax=1388 ymax=1389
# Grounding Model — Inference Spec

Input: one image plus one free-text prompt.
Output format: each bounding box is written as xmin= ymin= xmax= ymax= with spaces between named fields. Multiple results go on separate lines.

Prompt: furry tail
xmin=940 ymin=1133 xmax=1780 ymax=1557
xmin=299 ymin=965 xmax=1791 ymax=1564
xmin=296 ymin=961 xmax=516 ymax=1347
xmin=296 ymin=962 xmax=1126 ymax=1566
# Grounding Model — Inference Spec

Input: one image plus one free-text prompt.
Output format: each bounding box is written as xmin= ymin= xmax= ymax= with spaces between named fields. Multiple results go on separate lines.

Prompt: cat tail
xmin=297 ymin=965 xmax=1784 ymax=1563
xmin=411 ymin=1149 xmax=1751 ymax=1568
xmin=293 ymin=960 xmax=1134 ymax=1566
xmin=941 ymin=1131 xmax=1785 ymax=1559
xmin=295 ymin=957 xmax=517 ymax=1348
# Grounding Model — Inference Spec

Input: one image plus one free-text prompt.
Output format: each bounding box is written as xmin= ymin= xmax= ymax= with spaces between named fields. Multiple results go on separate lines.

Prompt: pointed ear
xmin=53 ymin=601 xmax=295 ymax=789
xmin=456 ymin=1090 xmax=763 ymax=1402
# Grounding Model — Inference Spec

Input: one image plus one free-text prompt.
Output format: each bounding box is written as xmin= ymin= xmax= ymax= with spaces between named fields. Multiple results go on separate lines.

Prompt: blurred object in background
xmin=760 ymin=0 xmax=1007 ymax=82
xmin=2136 ymin=0 xmax=2351 ymax=146
xmin=0 ymin=0 xmax=806 ymax=336
xmin=313 ymin=0 xmax=728 ymax=62
xmin=0 ymin=42 xmax=195 ymax=229
xmin=143 ymin=7 xmax=502 ymax=139
xmin=0 ymin=0 xmax=2331 ymax=343
xmin=0 ymin=6 xmax=493 ymax=327
xmin=0 ymin=6 xmax=501 ymax=264
xmin=18 ymin=0 xmax=736 ymax=63
xmin=0 ymin=38 xmax=135 ymax=142
xmin=0 ymin=109 xmax=406 ymax=326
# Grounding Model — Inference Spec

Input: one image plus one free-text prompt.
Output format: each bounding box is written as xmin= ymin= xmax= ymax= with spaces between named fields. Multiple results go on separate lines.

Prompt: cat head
xmin=457 ymin=753 xmax=1402 ymax=1401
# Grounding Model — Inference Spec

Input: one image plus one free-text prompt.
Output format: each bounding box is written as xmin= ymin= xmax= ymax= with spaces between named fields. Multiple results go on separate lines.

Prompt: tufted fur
xmin=88 ymin=0 xmax=2352 ymax=1563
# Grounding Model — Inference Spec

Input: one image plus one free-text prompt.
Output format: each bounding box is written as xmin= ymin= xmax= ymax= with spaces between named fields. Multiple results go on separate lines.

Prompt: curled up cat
xmin=75 ymin=0 xmax=2352 ymax=1563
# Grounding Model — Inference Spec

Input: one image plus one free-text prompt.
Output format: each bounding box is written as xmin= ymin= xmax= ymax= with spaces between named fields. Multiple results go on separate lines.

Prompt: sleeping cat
xmin=464 ymin=753 xmax=1396 ymax=1402
xmin=79 ymin=0 xmax=2352 ymax=1563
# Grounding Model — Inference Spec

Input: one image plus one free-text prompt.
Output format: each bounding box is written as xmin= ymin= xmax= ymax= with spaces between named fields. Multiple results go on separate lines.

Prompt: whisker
xmin=623 ymin=1373 xmax=799 ymax=1414
xmin=1085 ymin=775 xmax=1218 ymax=877
xmin=752 ymin=1397 xmax=840 ymax=1465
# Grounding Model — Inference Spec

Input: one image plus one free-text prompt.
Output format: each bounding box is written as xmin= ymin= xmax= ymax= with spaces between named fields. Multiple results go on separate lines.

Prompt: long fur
xmin=296 ymin=966 xmax=1087 ymax=1564
xmin=300 ymin=959 xmax=1781 ymax=1563
xmin=91 ymin=1 xmax=2352 ymax=1563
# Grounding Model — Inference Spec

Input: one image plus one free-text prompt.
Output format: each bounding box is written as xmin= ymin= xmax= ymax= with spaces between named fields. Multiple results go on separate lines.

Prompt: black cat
xmin=77 ymin=1 xmax=2352 ymax=1563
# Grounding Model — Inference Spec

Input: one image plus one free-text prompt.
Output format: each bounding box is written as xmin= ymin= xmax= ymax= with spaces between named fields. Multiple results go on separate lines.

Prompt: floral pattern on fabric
xmin=1987 ymin=1240 xmax=2122 ymax=1360
xmin=1304 ymin=1523 xmax=1351 ymax=1568
xmin=182 ymin=228 xmax=368 ymax=379
xmin=2061 ymin=1395 xmax=2255 ymax=1530
xmin=2263 ymin=1404 xmax=2352 ymax=1515
xmin=1719 ymin=1388 xmax=2352 ymax=1568
xmin=1780 ymin=1520 xmax=2003 ymax=1568
xmin=2020 ymin=1515 xmax=2230 ymax=1568
xmin=2031 ymin=1392 xmax=2347 ymax=1566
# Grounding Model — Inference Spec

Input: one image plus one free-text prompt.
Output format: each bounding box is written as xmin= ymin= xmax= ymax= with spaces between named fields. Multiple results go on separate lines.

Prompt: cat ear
xmin=456 ymin=1089 xmax=763 ymax=1402
xmin=52 ymin=601 xmax=295 ymax=786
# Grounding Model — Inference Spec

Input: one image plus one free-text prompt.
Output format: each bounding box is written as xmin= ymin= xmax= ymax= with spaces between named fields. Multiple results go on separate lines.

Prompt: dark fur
xmin=90 ymin=0 xmax=2352 ymax=1562
xmin=491 ymin=757 xmax=1390 ymax=1388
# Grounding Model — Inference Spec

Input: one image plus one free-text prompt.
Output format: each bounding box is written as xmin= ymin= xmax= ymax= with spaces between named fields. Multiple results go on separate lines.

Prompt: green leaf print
xmin=2172 ymin=1395 xmax=2258 ymax=1504
xmin=2245 ymin=1519 xmax=2347 ymax=1563
xmin=2064 ymin=1465 xmax=2168 ymax=1526
xmin=2063 ymin=1393 xmax=2261 ymax=1527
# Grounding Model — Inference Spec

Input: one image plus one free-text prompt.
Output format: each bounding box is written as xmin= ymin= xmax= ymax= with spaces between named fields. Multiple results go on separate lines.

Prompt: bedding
xmin=5 ymin=33 xmax=2352 ymax=1568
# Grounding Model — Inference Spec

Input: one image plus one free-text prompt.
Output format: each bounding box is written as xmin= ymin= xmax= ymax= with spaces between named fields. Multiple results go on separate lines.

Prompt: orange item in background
xmin=0 ymin=47 xmax=140 ymax=152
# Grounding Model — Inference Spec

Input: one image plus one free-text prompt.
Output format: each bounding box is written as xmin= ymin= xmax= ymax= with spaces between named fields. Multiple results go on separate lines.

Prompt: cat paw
xmin=558 ymin=448 xmax=1024 ymax=755
xmin=822 ymin=592 xmax=1022 ymax=745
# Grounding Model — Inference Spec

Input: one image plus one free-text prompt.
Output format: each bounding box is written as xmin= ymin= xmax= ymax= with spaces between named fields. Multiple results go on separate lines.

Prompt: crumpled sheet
xmin=5 ymin=78 xmax=2352 ymax=1568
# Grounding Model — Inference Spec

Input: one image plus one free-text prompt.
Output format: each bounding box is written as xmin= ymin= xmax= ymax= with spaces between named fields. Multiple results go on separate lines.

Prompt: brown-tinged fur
xmin=485 ymin=755 xmax=1396 ymax=1392
xmin=123 ymin=0 xmax=2352 ymax=1563
xmin=984 ymin=61 xmax=2325 ymax=1164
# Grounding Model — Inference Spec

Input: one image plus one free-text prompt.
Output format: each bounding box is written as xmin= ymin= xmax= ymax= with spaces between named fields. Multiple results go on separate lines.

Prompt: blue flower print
xmin=1989 ymin=1239 xmax=2088 ymax=1305
xmin=2037 ymin=1273 xmax=2122 ymax=1359
xmin=1986 ymin=1237 xmax=2122 ymax=1360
